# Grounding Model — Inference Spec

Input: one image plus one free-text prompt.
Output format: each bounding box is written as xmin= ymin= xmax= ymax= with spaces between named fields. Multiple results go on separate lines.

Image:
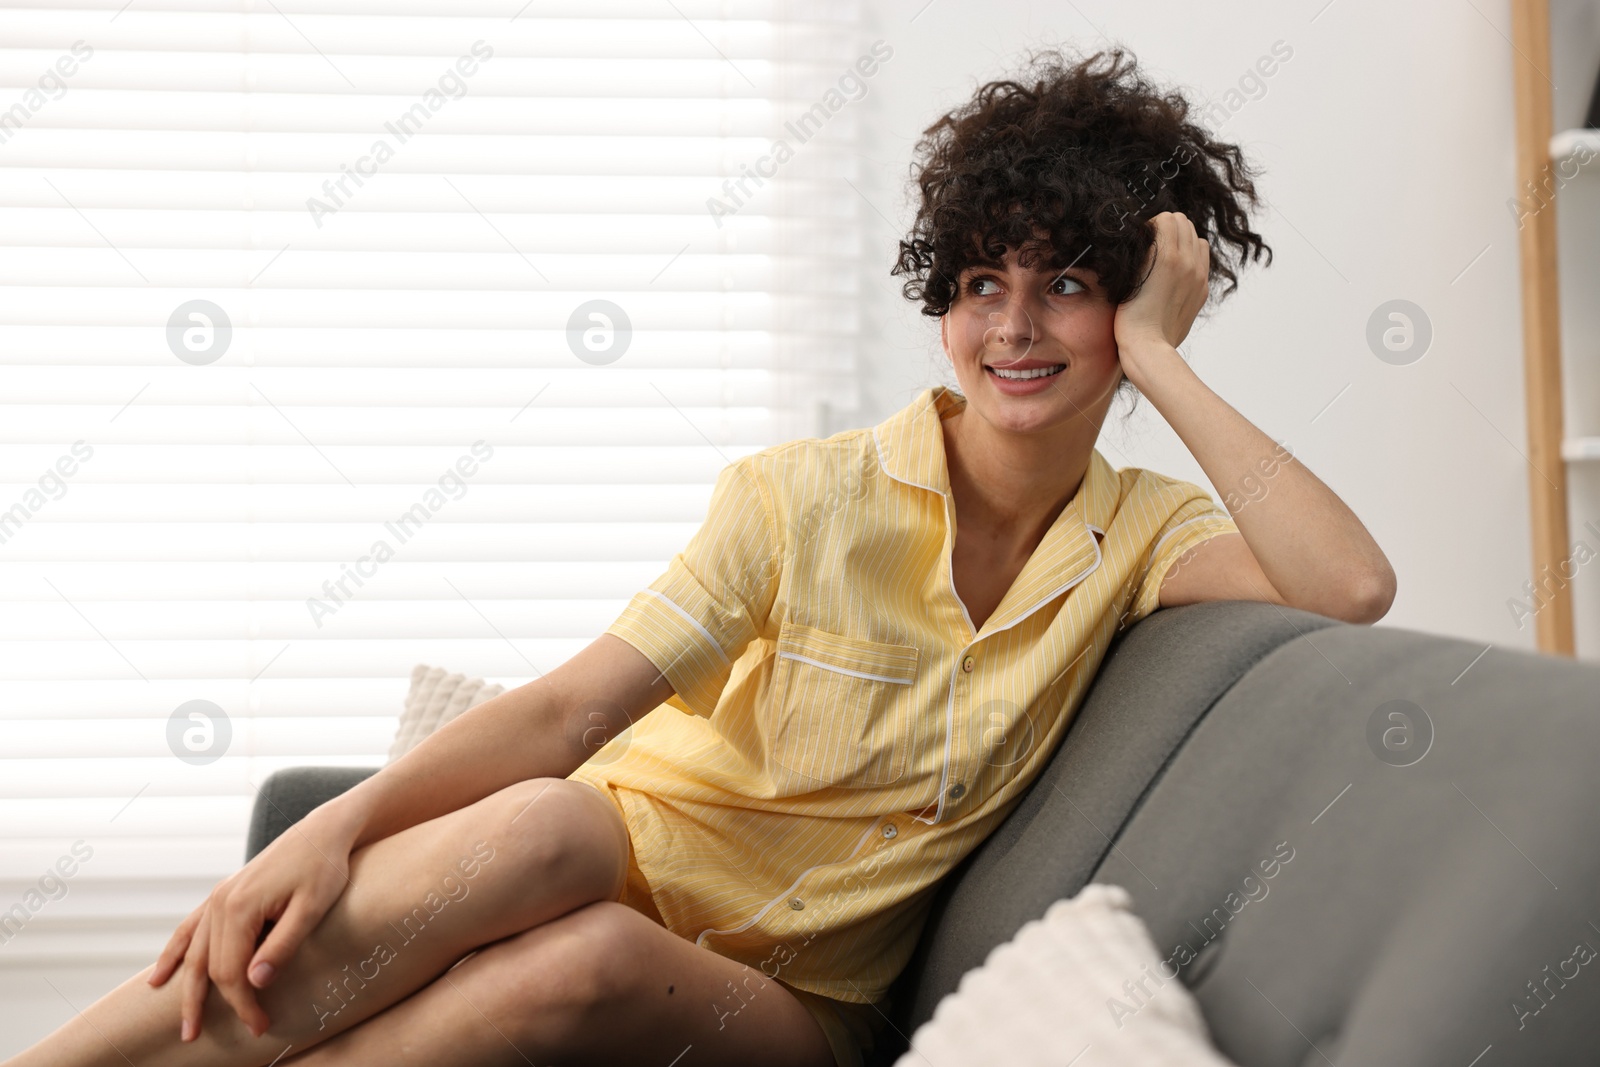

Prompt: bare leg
xmin=280 ymin=900 xmax=838 ymax=1067
xmin=2 ymin=778 xmax=629 ymax=1067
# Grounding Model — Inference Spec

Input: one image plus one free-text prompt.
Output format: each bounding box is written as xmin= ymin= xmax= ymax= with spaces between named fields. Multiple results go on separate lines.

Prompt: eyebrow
xmin=960 ymin=263 xmax=1096 ymax=283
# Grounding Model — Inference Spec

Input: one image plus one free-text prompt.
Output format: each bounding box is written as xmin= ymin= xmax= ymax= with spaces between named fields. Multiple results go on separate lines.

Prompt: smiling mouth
xmin=986 ymin=363 xmax=1065 ymax=380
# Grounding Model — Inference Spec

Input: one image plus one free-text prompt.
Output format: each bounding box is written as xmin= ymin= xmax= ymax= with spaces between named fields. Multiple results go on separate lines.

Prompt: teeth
xmin=990 ymin=364 xmax=1064 ymax=380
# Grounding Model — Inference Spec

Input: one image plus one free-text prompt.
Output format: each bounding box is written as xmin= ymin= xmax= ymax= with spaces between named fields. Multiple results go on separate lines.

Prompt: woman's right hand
xmin=147 ymin=805 xmax=360 ymax=1041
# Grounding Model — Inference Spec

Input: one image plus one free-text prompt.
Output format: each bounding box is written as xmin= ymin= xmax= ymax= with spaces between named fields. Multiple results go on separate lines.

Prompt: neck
xmin=941 ymin=405 xmax=1094 ymax=544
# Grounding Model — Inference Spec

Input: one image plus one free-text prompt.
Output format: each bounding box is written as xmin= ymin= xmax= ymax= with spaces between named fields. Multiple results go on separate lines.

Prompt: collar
xmin=871 ymin=385 xmax=1119 ymax=635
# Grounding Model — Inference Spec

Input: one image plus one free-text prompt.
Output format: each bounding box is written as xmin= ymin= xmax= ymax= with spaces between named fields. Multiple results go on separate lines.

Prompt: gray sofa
xmin=247 ymin=600 xmax=1600 ymax=1065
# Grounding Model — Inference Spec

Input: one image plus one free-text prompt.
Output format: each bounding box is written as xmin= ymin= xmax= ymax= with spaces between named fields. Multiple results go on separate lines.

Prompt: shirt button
xmin=962 ymin=655 xmax=975 ymax=673
xmin=789 ymin=897 xmax=804 ymax=910
xmin=881 ymin=823 xmax=897 ymax=839
xmin=948 ymin=782 xmax=966 ymax=799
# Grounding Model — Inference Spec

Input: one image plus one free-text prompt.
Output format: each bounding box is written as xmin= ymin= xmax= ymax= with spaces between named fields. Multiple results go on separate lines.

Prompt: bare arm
xmin=1136 ymin=372 xmax=1395 ymax=623
xmin=330 ymin=633 xmax=675 ymax=847
xmin=1114 ymin=212 xmax=1397 ymax=624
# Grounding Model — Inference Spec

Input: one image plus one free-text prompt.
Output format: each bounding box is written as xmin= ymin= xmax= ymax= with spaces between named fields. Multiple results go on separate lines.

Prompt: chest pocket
xmin=766 ymin=622 xmax=920 ymax=791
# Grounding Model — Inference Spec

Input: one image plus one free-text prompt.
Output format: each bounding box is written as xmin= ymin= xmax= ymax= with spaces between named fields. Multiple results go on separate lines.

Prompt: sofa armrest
xmin=245 ymin=766 xmax=380 ymax=862
xmin=1082 ymin=614 xmax=1600 ymax=1065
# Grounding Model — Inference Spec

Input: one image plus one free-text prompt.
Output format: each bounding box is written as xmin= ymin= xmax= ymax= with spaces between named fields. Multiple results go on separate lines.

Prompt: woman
xmin=8 ymin=47 xmax=1393 ymax=1067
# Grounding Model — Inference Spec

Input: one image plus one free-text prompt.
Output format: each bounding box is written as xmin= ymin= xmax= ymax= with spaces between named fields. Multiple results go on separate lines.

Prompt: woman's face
xmin=940 ymin=245 xmax=1124 ymax=439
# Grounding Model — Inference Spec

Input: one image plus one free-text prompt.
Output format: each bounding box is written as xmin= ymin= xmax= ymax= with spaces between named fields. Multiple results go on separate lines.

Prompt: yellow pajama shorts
xmin=584 ymin=779 xmax=892 ymax=1067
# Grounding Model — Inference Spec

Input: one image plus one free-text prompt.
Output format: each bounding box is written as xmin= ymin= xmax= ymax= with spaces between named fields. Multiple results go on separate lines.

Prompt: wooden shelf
xmin=1511 ymin=0 xmax=1575 ymax=656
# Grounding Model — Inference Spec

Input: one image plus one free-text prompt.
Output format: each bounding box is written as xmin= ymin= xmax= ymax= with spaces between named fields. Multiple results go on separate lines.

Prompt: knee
xmin=474 ymin=778 xmax=627 ymax=896
xmin=552 ymin=902 xmax=649 ymax=1007
xmin=471 ymin=902 xmax=651 ymax=1046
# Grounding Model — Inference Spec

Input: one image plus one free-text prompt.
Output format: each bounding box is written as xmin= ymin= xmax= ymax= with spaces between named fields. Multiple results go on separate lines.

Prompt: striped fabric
xmin=566 ymin=385 xmax=1239 ymax=1005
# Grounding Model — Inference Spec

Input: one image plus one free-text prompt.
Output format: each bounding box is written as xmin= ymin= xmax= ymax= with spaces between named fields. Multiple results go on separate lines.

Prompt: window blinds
xmin=0 ymin=0 xmax=867 ymax=964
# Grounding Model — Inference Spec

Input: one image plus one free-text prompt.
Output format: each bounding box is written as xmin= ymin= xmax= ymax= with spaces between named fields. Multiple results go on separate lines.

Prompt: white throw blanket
xmin=896 ymin=883 xmax=1240 ymax=1067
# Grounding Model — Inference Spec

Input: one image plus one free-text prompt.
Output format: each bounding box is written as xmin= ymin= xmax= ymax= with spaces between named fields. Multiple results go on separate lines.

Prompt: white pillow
xmin=896 ymin=883 xmax=1239 ymax=1067
xmin=387 ymin=664 xmax=506 ymax=762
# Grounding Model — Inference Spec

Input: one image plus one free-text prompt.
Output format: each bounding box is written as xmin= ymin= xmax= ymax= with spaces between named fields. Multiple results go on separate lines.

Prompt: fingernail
xmin=249 ymin=961 xmax=275 ymax=988
xmin=181 ymin=1019 xmax=196 ymax=1043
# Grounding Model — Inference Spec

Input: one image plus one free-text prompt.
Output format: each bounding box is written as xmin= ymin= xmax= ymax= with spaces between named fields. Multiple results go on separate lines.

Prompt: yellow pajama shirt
xmin=567 ymin=384 xmax=1238 ymax=1009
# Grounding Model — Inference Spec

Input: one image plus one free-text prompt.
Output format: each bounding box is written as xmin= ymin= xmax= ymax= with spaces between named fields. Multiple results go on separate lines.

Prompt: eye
xmin=965 ymin=275 xmax=998 ymax=296
xmin=1049 ymin=274 xmax=1086 ymax=295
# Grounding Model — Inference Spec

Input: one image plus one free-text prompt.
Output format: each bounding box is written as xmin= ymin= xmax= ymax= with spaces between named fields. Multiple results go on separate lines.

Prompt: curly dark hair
xmin=891 ymin=46 xmax=1272 ymax=331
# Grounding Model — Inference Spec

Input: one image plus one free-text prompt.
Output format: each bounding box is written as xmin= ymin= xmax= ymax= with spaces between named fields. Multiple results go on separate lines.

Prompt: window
xmin=0 ymin=1 xmax=867 ymax=964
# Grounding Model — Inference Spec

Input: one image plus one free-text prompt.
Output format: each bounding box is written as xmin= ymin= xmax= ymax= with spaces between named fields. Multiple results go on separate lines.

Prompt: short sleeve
xmin=1125 ymin=476 xmax=1239 ymax=625
xmin=605 ymin=457 xmax=779 ymax=717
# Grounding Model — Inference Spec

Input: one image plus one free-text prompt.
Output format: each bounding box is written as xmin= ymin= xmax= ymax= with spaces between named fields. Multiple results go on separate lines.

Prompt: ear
xmin=939 ymin=314 xmax=951 ymax=364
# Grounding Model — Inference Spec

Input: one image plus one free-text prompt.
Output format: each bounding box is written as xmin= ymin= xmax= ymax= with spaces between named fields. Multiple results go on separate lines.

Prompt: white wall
xmin=845 ymin=0 xmax=1600 ymax=658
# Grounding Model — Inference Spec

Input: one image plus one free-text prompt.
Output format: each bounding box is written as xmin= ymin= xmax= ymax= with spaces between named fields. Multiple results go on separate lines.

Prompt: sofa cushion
xmin=389 ymin=664 xmax=505 ymax=761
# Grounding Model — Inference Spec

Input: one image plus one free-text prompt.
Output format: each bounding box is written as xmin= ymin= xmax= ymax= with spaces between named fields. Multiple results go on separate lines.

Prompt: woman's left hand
xmin=1112 ymin=211 xmax=1211 ymax=386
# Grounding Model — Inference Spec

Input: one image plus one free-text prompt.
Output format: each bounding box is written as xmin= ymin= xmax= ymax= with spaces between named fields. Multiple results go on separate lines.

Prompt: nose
xmin=983 ymin=289 xmax=1039 ymax=356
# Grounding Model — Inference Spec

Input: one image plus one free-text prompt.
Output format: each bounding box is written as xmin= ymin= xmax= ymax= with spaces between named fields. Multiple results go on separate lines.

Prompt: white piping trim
xmin=1151 ymin=514 xmax=1226 ymax=559
xmin=694 ymin=817 xmax=886 ymax=949
xmin=872 ymin=426 xmax=942 ymax=494
xmin=999 ymin=530 xmax=1104 ymax=636
xmin=914 ymin=653 xmax=964 ymax=826
xmin=638 ymin=588 xmax=729 ymax=665
xmin=945 ymin=498 xmax=978 ymax=637
xmin=777 ymin=650 xmax=913 ymax=685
